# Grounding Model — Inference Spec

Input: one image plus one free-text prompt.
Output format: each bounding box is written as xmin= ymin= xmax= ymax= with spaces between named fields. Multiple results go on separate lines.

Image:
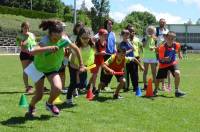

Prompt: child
xmin=154 ymin=31 xmax=185 ymax=97
xmin=16 ymin=22 xmax=36 ymax=94
xmin=119 ymin=29 xmax=138 ymax=92
xmin=88 ymin=28 xmax=108 ymax=92
xmin=95 ymin=47 xmax=144 ymax=99
xmin=67 ymin=27 xmax=95 ymax=105
xmin=143 ymin=26 xmax=158 ymax=90
xmin=25 ymin=20 xmax=84 ymax=117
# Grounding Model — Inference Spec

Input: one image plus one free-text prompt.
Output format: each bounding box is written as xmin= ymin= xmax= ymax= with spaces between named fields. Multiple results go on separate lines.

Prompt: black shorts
xmin=40 ymin=66 xmax=65 ymax=80
xmin=100 ymin=70 xmax=124 ymax=86
xmin=20 ymin=51 xmax=34 ymax=61
xmin=156 ymin=65 xmax=179 ymax=79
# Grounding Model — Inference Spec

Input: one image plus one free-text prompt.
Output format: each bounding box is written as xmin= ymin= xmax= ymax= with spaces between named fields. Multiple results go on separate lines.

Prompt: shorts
xmin=40 ymin=65 xmax=65 ymax=80
xmin=100 ymin=70 xmax=124 ymax=86
xmin=20 ymin=51 xmax=34 ymax=61
xmin=90 ymin=65 xmax=100 ymax=74
xmin=156 ymin=65 xmax=179 ymax=79
xmin=143 ymin=58 xmax=158 ymax=63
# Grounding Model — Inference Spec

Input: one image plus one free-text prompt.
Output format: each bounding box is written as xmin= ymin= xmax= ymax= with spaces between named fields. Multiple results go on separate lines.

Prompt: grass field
xmin=0 ymin=54 xmax=200 ymax=132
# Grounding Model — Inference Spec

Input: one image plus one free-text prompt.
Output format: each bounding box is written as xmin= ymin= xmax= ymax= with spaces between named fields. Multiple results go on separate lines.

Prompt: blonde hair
xmin=146 ymin=26 xmax=156 ymax=35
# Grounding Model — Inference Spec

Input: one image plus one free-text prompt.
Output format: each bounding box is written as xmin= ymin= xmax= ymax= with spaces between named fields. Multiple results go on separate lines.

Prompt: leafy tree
xmin=91 ymin=0 xmax=110 ymax=33
xmin=120 ymin=11 xmax=157 ymax=35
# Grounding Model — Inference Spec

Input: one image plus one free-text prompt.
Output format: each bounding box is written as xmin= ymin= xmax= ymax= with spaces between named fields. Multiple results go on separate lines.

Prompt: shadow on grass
xmin=0 ymin=91 xmax=25 ymax=95
xmin=1 ymin=114 xmax=51 ymax=127
xmin=93 ymin=96 xmax=113 ymax=102
xmin=57 ymin=102 xmax=78 ymax=110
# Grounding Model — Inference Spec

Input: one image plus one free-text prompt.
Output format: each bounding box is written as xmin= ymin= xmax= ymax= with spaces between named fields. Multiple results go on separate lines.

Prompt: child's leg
xmin=67 ymin=66 xmax=77 ymax=101
xmin=143 ymin=63 xmax=149 ymax=89
xmin=46 ymin=73 xmax=62 ymax=104
xmin=167 ymin=71 xmax=171 ymax=91
xmin=30 ymin=77 xmax=45 ymax=107
xmin=150 ymin=63 xmax=157 ymax=88
xmin=174 ymin=70 xmax=180 ymax=90
xmin=21 ymin=60 xmax=32 ymax=90
xmin=130 ymin=61 xmax=138 ymax=91
xmin=115 ymin=77 xmax=126 ymax=95
xmin=124 ymin=64 xmax=130 ymax=90
xmin=59 ymin=70 xmax=65 ymax=89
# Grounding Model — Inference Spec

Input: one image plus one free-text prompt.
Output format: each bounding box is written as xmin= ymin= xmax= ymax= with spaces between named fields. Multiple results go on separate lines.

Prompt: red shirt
xmin=94 ymin=40 xmax=107 ymax=65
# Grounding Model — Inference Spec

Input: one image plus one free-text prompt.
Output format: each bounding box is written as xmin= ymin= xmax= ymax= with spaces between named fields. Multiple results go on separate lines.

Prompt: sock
xmin=175 ymin=88 xmax=179 ymax=93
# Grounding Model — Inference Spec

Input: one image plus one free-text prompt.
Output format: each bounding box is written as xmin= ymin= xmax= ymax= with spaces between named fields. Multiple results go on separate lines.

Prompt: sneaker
xmin=153 ymin=89 xmax=158 ymax=96
xmin=175 ymin=91 xmax=186 ymax=97
xmin=61 ymin=87 xmax=68 ymax=94
xmin=25 ymin=105 xmax=36 ymax=118
xmin=45 ymin=102 xmax=60 ymax=116
xmin=94 ymin=90 xmax=100 ymax=97
xmin=66 ymin=99 xmax=75 ymax=107
xmin=113 ymin=94 xmax=123 ymax=99
xmin=26 ymin=86 xmax=34 ymax=94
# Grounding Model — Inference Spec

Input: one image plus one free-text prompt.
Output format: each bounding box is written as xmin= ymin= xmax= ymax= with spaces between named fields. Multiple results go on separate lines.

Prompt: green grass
xmin=0 ymin=54 xmax=200 ymax=132
xmin=0 ymin=14 xmax=73 ymax=36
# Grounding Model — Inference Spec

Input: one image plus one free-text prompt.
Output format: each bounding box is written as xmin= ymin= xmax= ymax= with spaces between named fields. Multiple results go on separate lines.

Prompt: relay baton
xmin=113 ymin=71 xmax=124 ymax=75
xmin=86 ymin=64 xmax=96 ymax=70
xmin=45 ymin=40 xmax=68 ymax=56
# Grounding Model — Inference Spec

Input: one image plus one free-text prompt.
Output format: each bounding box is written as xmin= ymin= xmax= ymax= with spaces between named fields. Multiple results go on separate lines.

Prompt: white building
xmin=167 ymin=24 xmax=200 ymax=49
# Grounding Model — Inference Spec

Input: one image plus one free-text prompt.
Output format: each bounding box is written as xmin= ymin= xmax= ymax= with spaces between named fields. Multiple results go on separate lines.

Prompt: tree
xmin=120 ymin=11 xmax=157 ymax=35
xmin=91 ymin=0 xmax=110 ymax=33
xmin=196 ymin=18 xmax=200 ymax=25
xmin=80 ymin=0 xmax=88 ymax=12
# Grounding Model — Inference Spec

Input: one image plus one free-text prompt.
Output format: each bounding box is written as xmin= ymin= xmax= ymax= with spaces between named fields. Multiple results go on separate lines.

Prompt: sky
xmin=62 ymin=0 xmax=199 ymax=24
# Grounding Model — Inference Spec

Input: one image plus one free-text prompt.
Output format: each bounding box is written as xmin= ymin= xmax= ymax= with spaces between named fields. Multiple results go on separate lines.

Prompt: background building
xmin=167 ymin=24 xmax=200 ymax=49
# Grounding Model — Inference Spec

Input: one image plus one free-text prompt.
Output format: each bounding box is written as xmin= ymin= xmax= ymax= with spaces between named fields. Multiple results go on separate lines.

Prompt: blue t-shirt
xmin=106 ymin=32 xmax=116 ymax=54
xmin=119 ymin=41 xmax=134 ymax=57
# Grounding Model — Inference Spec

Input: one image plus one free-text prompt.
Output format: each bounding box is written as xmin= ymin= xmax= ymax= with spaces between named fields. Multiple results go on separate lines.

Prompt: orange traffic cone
xmin=86 ymin=88 xmax=94 ymax=101
xmin=146 ymin=78 xmax=154 ymax=97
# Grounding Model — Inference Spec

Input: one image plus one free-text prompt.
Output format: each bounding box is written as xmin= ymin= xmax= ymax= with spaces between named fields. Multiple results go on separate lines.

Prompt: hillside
xmin=0 ymin=14 xmax=73 ymax=36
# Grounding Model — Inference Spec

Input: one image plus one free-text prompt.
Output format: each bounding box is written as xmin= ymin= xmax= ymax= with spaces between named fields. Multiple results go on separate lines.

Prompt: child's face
xmin=50 ymin=32 xmax=62 ymax=43
xmin=22 ymin=25 xmax=29 ymax=34
xmin=117 ymin=51 xmax=126 ymax=59
xmin=122 ymin=33 xmax=130 ymax=41
xmin=80 ymin=33 xmax=90 ymax=46
xmin=99 ymin=34 xmax=107 ymax=41
xmin=148 ymin=29 xmax=154 ymax=35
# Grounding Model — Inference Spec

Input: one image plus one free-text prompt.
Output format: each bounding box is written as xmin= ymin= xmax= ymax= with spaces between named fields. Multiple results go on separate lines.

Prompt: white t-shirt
xmin=157 ymin=28 xmax=169 ymax=45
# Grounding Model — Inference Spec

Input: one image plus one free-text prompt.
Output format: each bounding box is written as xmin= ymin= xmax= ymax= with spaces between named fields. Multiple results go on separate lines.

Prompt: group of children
xmin=16 ymin=19 xmax=185 ymax=117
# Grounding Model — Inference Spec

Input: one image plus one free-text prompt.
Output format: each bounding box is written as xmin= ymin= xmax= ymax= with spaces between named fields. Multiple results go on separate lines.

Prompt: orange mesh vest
xmin=108 ymin=55 xmax=125 ymax=72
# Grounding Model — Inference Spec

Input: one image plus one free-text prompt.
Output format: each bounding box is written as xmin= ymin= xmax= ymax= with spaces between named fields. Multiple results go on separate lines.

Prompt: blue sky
xmin=62 ymin=0 xmax=199 ymax=24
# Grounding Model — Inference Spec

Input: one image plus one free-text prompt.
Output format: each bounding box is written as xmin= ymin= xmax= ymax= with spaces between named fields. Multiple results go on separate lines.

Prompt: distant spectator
xmin=16 ymin=22 xmax=36 ymax=94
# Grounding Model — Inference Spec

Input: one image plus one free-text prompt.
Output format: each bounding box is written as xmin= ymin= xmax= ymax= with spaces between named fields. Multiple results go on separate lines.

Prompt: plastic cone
xmin=86 ymin=88 xmax=94 ymax=101
xmin=135 ymin=87 xmax=142 ymax=96
xmin=53 ymin=96 xmax=63 ymax=104
xmin=146 ymin=78 xmax=154 ymax=97
xmin=19 ymin=94 xmax=28 ymax=108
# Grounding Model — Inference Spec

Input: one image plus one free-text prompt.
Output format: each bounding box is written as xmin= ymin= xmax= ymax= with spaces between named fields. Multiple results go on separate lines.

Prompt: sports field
xmin=0 ymin=54 xmax=199 ymax=132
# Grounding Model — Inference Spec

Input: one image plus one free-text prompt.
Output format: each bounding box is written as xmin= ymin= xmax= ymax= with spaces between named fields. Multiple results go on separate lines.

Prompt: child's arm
xmin=68 ymin=43 xmax=84 ymax=72
xmin=30 ymin=44 xmax=59 ymax=55
xmin=131 ymin=57 xmax=144 ymax=71
xmin=102 ymin=63 xmax=114 ymax=74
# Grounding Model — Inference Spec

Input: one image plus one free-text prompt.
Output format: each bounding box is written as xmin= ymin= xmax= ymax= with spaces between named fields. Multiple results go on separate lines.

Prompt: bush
xmin=0 ymin=5 xmax=58 ymax=19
